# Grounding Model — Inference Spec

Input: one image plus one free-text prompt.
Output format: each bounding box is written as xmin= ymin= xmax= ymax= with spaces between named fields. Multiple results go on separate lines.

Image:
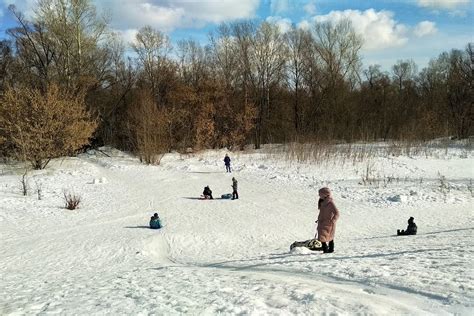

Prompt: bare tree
xmin=312 ymin=19 xmax=362 ymax=88
xmin=446 ymin=45 xmax=474 ymax=138
xmin=7 ymin=5 xmax=56 ymax=93
xmin=392 ymin=59 xmax=417 ymax=92
xmin=0 ymin=40 xmax=14 ymax=95
xmin=177 ymin=39 xmax=208 ymax=88
xmin=34 ymin=0 xmax=110 ymax=91
xmin=311 ymin=18 xmax=363 ymax=138
xmin=132 ymin=26 xmax=171 ymax=102
xmin=209 ymin=24 xmax=239 ymax=91
xmin=251 ymin=21 xmax=287 ymax=148
xmin=285 ymin=26 xmax=304 ymax=134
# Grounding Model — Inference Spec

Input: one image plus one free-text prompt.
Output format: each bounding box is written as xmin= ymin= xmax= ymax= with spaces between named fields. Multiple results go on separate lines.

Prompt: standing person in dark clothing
xmin=203 ymin=186 xmax=213 ymax=199
xmin=224 ymin=154 xmax=231 ymax=173
xmin=232 ymin=177 xmax=239 ymax=200
xmin=397 ymin=217 xmax=417 ymax=235
xmin=317 ymin=187 xmax=340 ymax=253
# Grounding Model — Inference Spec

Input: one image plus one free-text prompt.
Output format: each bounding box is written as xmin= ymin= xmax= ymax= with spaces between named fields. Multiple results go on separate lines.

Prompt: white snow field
xmin=1 ymin=144 xmax=473 ymax=315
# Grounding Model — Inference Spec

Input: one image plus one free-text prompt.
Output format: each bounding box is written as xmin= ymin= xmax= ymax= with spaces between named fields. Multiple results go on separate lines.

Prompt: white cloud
xmin=297 ymin=20 xmax=311 ymax=31
xmin=98 ymin=0 xmax=261 ymax=32
xmin=98 ymin=1 xmax=185 ymax=33
xmin=304 ymin=0 xmax=317 ymax=15
xmin=312 ymin=9 xmax=409 ymax=51
xmin=113 ymin=28 xmax=139 ymax=45
xmin=414 ymin=21 xmax=437 ymax=37
xmin=448 ymin=9 xmax=468 ymax=17
xmin=266 ymin=16 xmax=292 ymax=33
xmin=2 ymin=0 xmax=37 ymax=18
xmin=270 ymin=0 xmax=289 ymax=15
xmin=3 ymin=0 xmax=261 ymax=32
xmin=417 ymin=0 xmax=470 ymax=10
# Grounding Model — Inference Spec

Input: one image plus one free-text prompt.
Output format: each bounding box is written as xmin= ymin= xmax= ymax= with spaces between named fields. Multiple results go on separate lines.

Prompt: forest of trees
xmin=0 ymin=0 xmax=472 ymax=168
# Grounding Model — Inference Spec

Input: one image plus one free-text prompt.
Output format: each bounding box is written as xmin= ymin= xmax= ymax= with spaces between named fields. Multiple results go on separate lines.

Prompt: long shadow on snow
xmin=202 ymin=262 xmax=451 ymax=304
xmin=151 ymin=249 xmax=451 ymax=304
xmin=205 ymin=247 xmax=448 ymax=271
xmin=360 ymin=227 xmax=473 ymax=240
xmin=124 ymin=225 xmax=151 ymax=229
xmin=182 ymin=197 xmax=229 ymax=200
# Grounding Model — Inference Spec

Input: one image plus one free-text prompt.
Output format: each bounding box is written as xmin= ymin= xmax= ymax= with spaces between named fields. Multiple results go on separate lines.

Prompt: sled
xmin=397 ymin=230 xmax=416 ymax=236
xmin=199 ymin=195 xmax=213 ymax=200
xmin=221 ymin=193 xmax=232 ymax=199
xmin=290 ymin=239 xmax=323 ymax=251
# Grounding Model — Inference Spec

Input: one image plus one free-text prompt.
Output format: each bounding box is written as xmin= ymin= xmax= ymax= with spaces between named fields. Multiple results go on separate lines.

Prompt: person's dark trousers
xmin=226 ymin=165 xmax=231 ymax=172
xmin=232 ymin=190 xmax=239 ymax=199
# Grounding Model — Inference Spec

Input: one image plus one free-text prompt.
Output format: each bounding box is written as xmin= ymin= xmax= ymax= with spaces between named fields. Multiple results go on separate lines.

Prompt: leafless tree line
xmin=0 ymin=0 xmax=472 ymax=168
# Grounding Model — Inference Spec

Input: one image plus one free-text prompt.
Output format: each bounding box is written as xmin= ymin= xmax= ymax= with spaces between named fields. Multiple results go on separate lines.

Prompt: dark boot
xmin=322 ymin=242 xmax=329 ymax=253
xmin=328 ymin=240 xmax=334 ymax=253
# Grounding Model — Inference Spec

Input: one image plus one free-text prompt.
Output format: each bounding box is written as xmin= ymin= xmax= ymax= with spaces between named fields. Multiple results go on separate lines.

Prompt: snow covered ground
xmin=0 ymin=144 xmax=473 ymax=315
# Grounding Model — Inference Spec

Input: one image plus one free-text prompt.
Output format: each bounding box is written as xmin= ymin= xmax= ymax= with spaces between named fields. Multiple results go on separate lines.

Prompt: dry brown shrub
xmin=228 ymin=102 xmax=257 ymax=150
xmin=126 ymin=90 xmax=167 ymax=164
xmin=0 ymin=84 xmax=97 ymax=169
xmin=194 ymin=101 xmax=216 ymax=149
xmin=63 ymin=190 xmax=81 ymax=210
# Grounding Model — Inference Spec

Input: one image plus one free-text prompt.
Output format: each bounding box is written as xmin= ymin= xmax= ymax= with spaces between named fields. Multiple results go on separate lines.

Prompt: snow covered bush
xmin=0 ymin=85 xmax=97 ymax=169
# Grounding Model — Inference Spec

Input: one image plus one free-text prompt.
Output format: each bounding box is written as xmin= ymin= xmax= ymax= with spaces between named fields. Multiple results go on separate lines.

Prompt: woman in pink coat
xmin=317 ymin=187 xmax=340 ymax=253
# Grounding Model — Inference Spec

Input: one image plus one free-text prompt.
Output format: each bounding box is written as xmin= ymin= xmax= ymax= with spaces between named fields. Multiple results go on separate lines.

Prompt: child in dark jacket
xmin=150 ymin=213 xmax=162 ymax=229
xmin=224 ymin=154 xmax=231 ymax=173
xmin=203 ymin=186 xmax=213 ymax=199
xmin=397 ymin=217 xmax=417 ymax=235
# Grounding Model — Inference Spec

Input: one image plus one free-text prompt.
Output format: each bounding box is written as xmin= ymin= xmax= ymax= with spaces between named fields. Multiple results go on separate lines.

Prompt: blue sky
xmin=1 ymin=0 xmax=473 ymax=70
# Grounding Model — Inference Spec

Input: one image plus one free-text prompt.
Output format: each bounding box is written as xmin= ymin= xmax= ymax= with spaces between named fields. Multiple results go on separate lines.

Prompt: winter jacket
xmin=203 ymin=187 xmax=212 ymax=196
xmin=150 ymin=218 xmax=162 ymax=229
xmin=232 ymin=179 xmax=238 ymax=190
xmin=224 ymin=156 xmax=231 ymax=166
xmin=405 ymin=222 xmax=417 ymax=235
xmin=317 ymin=196 xmax=340 ymax=242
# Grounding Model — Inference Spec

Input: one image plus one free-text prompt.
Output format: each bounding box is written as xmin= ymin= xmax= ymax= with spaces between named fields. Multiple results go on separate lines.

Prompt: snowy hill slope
xmin=0 ymin=146 xmax=473 ymax=314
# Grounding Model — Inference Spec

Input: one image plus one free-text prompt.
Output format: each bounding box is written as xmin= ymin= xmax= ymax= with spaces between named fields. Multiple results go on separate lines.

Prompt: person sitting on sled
xmin=203 ymin=186 xmax=213 ymax=199
xmin=397 ymin=217 xmax=417 ymax=235
xmin=149 ymin=213 xmax=162 ymax=229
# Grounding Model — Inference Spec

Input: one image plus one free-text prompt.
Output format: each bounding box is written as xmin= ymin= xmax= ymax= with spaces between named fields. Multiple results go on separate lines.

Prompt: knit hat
xmin=319 ymin=187 xmax=331 ymax=197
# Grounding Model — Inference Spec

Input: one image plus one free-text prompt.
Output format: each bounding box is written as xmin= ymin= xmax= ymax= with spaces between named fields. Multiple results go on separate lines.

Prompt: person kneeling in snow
xmin=397 ymin=217 xmax=417 ymax=235
xmin=203 ymin=186 xmax=213 ymax=199
xmin=150 ymin=213 xmax=162 ymax=229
